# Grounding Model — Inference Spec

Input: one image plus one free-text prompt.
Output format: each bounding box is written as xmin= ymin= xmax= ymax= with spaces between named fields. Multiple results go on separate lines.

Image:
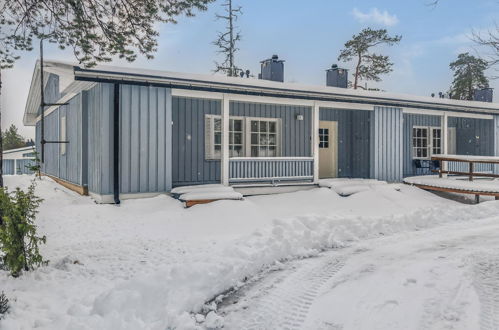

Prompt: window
xmin=432 ymin=128 xmax=442 ymax=155
xmin=412 ymin=126 xmax=442 ymax=159
xmin=319 ymin=128 xmax=329 ymax=148
xmin=205 ymin=115 xmax=280 ymax=159
xmin=60 ymin=116 xmax=66 ymax=155
xmin=250 ymin=119 xmax=279 ymax=157
xmin=205 ymin=115 xmax=245 ymax=159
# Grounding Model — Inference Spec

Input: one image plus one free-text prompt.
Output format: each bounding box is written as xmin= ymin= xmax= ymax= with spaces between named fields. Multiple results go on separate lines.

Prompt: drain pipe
xmin=113 ymin=84 xmax=120 ymax=205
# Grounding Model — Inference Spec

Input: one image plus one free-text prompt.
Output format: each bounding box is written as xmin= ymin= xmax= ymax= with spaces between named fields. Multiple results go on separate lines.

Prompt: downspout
xmin=113 ymin=84 xmax=120 ymax=204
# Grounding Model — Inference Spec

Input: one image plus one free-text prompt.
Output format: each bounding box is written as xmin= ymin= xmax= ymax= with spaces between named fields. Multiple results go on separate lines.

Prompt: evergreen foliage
xmin=0 ymin=182 xmax=46 ymax=277
xmin=338 ymin=28 xmax=401 ymax=89
xmin=449 ymin=52 xmax=489 ymax=100
xmin=2 ymin=125 xmax=25 ymax=151
xmin=0 ymin=0 xmax=214 ymax=68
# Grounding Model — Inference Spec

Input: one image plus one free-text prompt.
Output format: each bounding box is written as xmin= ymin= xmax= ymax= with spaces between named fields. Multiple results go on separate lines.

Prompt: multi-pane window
xmin=319 ymin=128 xmax=329 ymax=148
xmin=432 ymin=128 xmax=442 ymax=155
xmin=206 ymin=115 xmax=280 ymax=159
xmin=412 ymin=126 xmax=442 ymax=159
xmin=209 ymin=117 xmax=244 ymax=159
xmin=250 ymin=119 xmax=278 ymax=157
xmin=229 ymin=119 xmax=244 ymax=157
xmin=412 ymin=127 xmax=429 ymax=159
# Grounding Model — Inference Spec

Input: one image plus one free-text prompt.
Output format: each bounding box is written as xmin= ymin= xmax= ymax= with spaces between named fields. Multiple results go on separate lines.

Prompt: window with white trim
xmin=249 ymin=118 xmax=279 ymax=157
xmin=205 ymin=115 xmax=245 ymax=159
xmin=60 ymin=116 xmax=67 ymax=155
xmin=205 ymin=115 xmax=280 ymax=159
xmin=412 ymin=126 xmax=442 ymax=159
xmin=431 ymin=128 xmax=442 ymax=155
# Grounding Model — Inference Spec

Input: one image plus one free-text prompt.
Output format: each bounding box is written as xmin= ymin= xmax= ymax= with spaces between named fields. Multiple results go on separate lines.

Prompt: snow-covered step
xmin=318 ymin=178 xmax=388 ymax=196
xmin=173 ymin=184 xmax=243 ymax=207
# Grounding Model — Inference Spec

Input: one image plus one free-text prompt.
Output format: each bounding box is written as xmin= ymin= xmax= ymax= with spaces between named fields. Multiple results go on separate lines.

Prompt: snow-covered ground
xmin=1 ymin=175 xmax=499 ymax=329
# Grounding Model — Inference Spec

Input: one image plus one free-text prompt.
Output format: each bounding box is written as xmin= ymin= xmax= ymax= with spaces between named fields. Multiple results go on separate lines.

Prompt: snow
xmin=1 ymin=175 xmax=499 ymax=329
xmin=404 ymin=175 xmax=499 ymax=193
xmin=318 ymin=178 xmax=389 ymax=196
xmin=170 ymin=184 xmax=234 ymax=195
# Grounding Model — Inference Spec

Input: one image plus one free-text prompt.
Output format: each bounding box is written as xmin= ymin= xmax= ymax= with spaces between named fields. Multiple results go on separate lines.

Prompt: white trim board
xmin=172 ymin=89 xmax=375 ymax=110
xmin=403 ymin=108 xmax=494 ymax=120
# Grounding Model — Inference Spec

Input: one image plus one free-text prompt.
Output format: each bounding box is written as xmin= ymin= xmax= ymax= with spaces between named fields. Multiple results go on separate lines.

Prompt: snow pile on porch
xmin=318 ymin=178 xmax=390 ymax=196
xmin=2 ymin=175 xmax=499 ymax=329
xmin=171 ymin=184 xmax=243 ymax=202
xmin=404 ymin=175 xmax=499 ymax=193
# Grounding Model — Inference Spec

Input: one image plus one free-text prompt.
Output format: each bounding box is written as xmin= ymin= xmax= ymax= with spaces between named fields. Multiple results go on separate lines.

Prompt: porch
xmin=403 ymin=111 xmax=499 ymax=177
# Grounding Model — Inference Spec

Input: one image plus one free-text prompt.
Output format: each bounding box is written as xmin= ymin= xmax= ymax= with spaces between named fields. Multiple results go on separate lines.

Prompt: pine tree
xmin=213 ymin=0 xmax=243 ymax=77
xmin=0 ymin=0 xmax=213 ymax=187
xmin=338 ymin=28 xmax=402 ymax=89
xmin=449 ymin=53 xmax=489 ymax=101
xmin=2 ymin=125 xmax=25 ymax=151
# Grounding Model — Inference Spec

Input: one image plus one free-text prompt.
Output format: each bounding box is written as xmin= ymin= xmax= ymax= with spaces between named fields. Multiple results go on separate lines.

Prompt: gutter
xmin=113 ymin=84 xmax=120 ymax=205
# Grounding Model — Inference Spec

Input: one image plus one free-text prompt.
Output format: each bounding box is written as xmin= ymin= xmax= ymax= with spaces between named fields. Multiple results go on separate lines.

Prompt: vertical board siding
xmin=2 ymin=160 xmax=14 ymax=175
xmin=449 ymin=117 xmax=494 ymax=156
xmin=172 ymin=96 xmax=221 ymax=187
xmin=371 ymin=106 xmax=403 ymax=182
xmin=231 ymin=101 xmax=312 ymax=157
xmin=495 ymin=116 xmax=499 ymax=174
xmin=319 ymin=108 xmax=371 ymax=178
xmin=119 ymin=85 xmax=172 ymax=194
xmin=403 ymin=114 xmax=441 ymax=176
xmin=87 ymin=83 xmax=114 ymax=195
xmin=35 ymin=92 xmax=82 ymax=184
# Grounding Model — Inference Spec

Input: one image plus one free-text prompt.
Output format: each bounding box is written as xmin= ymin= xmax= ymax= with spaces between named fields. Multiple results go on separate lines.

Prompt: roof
xmin=3 ymin=146 xmax=35 ymax=156
xmin=24 ymin=60 xmax=499 ymax=126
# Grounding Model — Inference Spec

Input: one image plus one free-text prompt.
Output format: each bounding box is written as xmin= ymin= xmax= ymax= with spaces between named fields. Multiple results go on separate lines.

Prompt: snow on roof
xmin=24 ymin=60 xmax=499 ymax=126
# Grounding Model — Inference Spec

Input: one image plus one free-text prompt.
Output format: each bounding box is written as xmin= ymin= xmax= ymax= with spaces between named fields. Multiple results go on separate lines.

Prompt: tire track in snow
xmin=470 ymin=254 xmax=499 ymax=330
xmin=221 ymin=254 xmax=345 ymax=330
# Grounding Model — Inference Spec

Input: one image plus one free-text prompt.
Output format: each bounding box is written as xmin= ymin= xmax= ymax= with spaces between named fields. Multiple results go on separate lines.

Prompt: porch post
xmin=312 ymin=102 xmax=320 ymax=183
xmin=221 ymin=94 xmax=230 ymax=186
xmin=442 ymin=112 xmax=448 ymax=174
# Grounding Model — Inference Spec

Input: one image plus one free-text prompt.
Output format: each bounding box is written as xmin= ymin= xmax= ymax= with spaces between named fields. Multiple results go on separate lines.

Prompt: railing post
xmin=442 ymin=112 xmax=448 ymax=177
xmin=312 ymin=102 xmax=319 ymax=183
xmin=221 ymin=94 xmax=230 ymax=186
xmin=469 ymin=162 xmax=474 ymax=181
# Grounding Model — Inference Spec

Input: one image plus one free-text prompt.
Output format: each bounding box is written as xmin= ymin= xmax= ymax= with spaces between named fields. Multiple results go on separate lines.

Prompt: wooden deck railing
xmin=431 ymin=154 xmax=499 ymax=181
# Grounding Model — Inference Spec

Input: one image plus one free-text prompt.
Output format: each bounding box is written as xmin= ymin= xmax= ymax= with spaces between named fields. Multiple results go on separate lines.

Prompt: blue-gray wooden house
xmin=23 ymin=60 xmax=499 ymax=203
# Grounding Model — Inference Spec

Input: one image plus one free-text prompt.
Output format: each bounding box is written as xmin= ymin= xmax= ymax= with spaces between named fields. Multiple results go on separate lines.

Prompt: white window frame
xmin=245 ymin=117 xmax=281 ymax=158
xmin=205 ymin=115 xmax=246 ymax=160
xmin=60 ymin=115 xmax=67 ymax=155
xmin=412 ymin=126 xmax=442 ymax=160
xmin=205 ymin=115 xmax=281 ymax=159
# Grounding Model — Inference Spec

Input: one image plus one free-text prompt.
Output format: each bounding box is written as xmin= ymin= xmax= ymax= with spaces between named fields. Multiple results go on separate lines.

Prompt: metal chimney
xmin=259 ymin=55 xmax=284 ymax=82
xmin=473 ymin=88 xmax=493 ymax=102
xmin=326 ymin=64 xmax=348 ymax=88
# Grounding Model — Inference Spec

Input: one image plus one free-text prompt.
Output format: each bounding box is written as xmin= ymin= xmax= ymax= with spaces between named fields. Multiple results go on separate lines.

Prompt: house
xmin=23 ymin=58 xmax=499 ymax=203
xmin=2 ymin=146 xmax=36 ymax=175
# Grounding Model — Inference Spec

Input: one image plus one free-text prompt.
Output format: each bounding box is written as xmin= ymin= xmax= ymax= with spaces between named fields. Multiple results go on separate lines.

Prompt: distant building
xmin=3 ymin=146 xmax=36 ymax=175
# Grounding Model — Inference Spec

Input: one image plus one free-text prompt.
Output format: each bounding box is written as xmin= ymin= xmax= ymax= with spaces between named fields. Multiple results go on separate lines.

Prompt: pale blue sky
xmin=2 ymin=0 xmax=499 ymax=137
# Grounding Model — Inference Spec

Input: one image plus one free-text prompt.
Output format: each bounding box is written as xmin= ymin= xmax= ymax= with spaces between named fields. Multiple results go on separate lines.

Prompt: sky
xmin=2 ymin=0 xmax=499 ymax=138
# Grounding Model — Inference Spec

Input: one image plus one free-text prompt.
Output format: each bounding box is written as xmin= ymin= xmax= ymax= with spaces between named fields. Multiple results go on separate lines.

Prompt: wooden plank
xmin=42 ymin=173 xmax=88 ymax=195
xmin=407 ymin=182 xmax=499 ymax=197
xmin=430 ymin=169 xmax=499 ymax=178
xmin=431 ymin=156 xmax=499 ymax=164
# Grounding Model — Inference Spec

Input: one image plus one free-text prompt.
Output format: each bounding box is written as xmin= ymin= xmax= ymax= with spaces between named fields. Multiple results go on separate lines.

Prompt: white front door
xmin=319 ymin=121 xmax=338 ymax=179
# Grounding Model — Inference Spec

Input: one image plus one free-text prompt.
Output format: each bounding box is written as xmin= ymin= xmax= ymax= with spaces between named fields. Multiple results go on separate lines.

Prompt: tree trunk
xmin=228 ymin=0 xmax=234 ymax=77
xmin=354 ymin=53 xmax=362 ymax=89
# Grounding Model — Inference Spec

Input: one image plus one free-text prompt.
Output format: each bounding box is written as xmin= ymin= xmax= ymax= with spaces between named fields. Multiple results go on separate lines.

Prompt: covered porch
xmin=403 ymin=109 xmax=499 ymax=177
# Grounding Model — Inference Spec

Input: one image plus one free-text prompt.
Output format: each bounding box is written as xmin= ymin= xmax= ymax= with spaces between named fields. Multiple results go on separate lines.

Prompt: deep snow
xmin=1 ymin=175 xmax=499 ymax=329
